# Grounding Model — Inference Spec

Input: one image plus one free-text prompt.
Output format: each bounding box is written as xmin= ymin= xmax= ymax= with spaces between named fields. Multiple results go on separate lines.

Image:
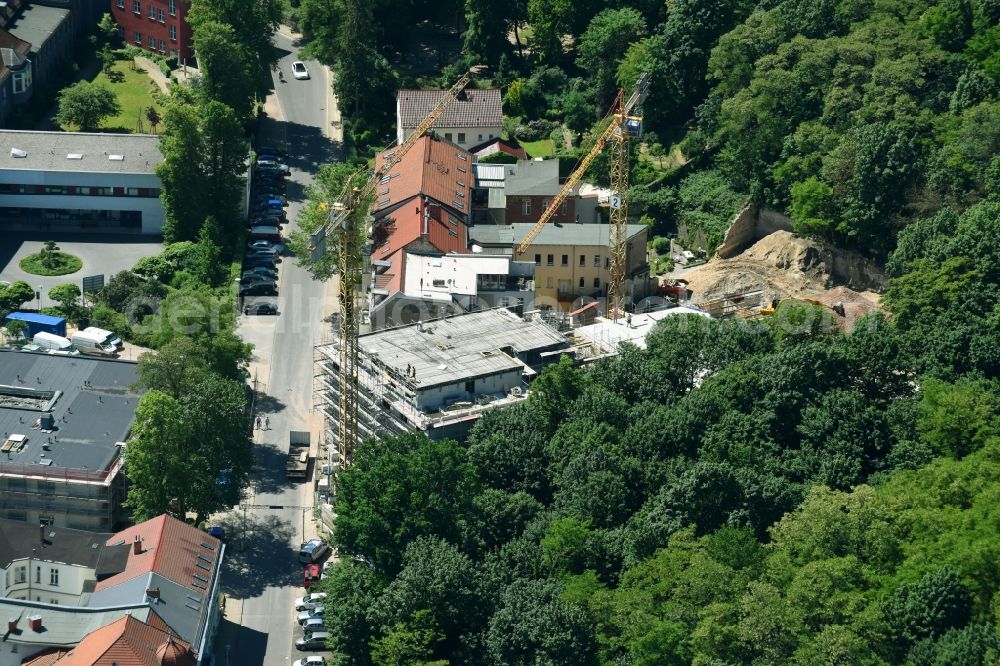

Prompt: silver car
xmin=297 ymin=605 xmax=325 ymax=625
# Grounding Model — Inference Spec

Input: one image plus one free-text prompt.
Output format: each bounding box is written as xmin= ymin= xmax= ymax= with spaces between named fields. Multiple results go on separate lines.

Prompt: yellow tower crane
xmin=309 ymin=66 xmax=482 ymax=466
xmin=514 ymin=74 xmax=649 ymax=319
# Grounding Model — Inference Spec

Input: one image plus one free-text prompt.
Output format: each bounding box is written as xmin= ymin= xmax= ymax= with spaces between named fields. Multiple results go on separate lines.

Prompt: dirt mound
xmin=679 ymin=231 xmax=885 ymax=330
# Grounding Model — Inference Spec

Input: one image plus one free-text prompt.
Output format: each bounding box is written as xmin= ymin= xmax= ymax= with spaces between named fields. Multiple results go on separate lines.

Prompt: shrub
xmin=516 ymin=119 xmax=557 ymax=142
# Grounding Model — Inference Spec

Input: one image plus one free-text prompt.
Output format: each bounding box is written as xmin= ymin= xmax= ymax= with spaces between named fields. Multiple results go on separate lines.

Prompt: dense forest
xmin=295 ymin=0 xmax=1000 ymax=662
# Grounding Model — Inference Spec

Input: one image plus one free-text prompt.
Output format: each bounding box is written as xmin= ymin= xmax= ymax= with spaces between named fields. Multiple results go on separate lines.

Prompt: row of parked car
xmin=241 ymin=146 xmax=291 ymax=313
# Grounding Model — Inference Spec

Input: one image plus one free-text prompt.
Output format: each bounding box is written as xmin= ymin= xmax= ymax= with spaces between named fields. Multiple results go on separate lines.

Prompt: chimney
xmin=28 ymin=615 xmax=42 ymax=631
xmin=133 ymin=535 xmax=143 ymax=555
xmin=146 ymin=587 xmax=160 ymax=601
xmin=7 ymin=618 xmax=17 ymax=633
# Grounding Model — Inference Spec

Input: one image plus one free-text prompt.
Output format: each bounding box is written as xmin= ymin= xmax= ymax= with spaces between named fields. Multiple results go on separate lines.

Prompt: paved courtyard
xmin=0 ymin=231 xmax=163 ymax=301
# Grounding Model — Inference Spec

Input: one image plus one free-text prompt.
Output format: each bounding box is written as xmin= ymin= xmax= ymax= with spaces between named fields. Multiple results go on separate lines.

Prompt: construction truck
xmin=286 ymin=431 xmax=311 ymax=480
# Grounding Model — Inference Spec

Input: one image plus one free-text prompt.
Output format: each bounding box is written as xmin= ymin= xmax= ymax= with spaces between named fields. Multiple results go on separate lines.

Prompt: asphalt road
xmin=212 ymin=29 xmax=340 ymax=666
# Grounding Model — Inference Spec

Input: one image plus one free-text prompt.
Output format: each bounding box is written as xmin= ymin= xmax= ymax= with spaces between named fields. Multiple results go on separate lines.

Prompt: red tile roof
xmin=397 ymin=88 xmax=503 ymax=129
xmin=373 ymin=135 xmax=473 ymax=220
xmin=470 ymin=137 xmax=527 ymax=160
xmin=22 ymin=614 xmax=195 ymax=666
xmin=372 ymin=198 xmax=469 ymax=262
xmin=94 ymin=515 xmax=221 ymax=595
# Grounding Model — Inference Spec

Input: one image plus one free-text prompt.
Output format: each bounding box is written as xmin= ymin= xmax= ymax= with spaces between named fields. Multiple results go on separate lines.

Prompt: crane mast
xmin=313 ymin=67 xmax=482 ymax=466
xmin=514 ymin=75 xmax=648 ymax=319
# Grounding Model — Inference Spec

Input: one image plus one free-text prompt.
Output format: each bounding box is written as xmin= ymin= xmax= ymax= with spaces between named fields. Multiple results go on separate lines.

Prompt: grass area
xmin=20 ymin=251 xmax=83 ymax=276
xmin=521 ymin=139 xmax=556 ymax=158
xmin=60 ymin=61 xmax=163 ymax=133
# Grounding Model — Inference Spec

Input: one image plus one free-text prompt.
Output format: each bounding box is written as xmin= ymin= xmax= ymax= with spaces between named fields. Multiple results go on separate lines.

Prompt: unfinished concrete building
xmin=314 ymin=308 xmax=570 ymax=453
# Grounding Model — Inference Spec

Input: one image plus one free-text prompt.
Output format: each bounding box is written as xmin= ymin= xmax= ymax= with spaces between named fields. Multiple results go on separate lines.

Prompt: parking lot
xmin=0 ymin=232 xmax=163 ymax=298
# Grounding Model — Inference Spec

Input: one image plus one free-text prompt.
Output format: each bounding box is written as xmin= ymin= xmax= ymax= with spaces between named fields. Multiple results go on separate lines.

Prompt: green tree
xmin=889 ymin=566 xmax=974 ymax=651
xmin=55 ymin=81 xmax=121 ymax=130
xmin=577 ymin=9 xmax=646 ymax=110
xmin=463 ymin=0 xmax=514 ymax=67
xmin=191 ymin=20 xmax=255 ymax=120
xmin=47 ymin=283 xmax=82 ymax=320
xmin=0 ymin=281 xmax=36 ymax=314
xmin=4 ymin=318 xmax=27 ymax=339
xmin=319 ymin=560 xmax=381 ymax=666
xmin=370 ymin=609 xmax=446 ymax=666
xmin=789 ymin=176 xmax=836 ymax=237
xmin=134 ymin=336 xmax=211 ymax=398
xmin=916 ymin=379 xmax=999 ymax=458
xmin=334 ymin=433 xmax=480 ymax=577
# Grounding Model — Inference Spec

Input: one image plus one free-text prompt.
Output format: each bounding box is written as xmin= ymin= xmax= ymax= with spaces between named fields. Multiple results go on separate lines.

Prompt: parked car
xmin=294 ymin=592 xmax=327 ymax=611
xmin=240 ymin=280 xmax=278 ymax=296
xmin=293 ymin=657 xmax=326 ymax=666
xmin=257 ymin=145 xmax=284 ymax=157
xmin=248 ymin=226 xmax=283 ymax=241
xmin=298 ymin=538 xmax=332 ymax=564
xmin=301 ymin=617 xmax=325 ymax=633
xmin=248 ymin=217 xmax=286 ymax=229
xmin=242 ymin=267 xmax=279 ymax=280
xmin=248 ymin=239 xmax=283 ymax=251
xmin=295 ymin=632 xmax=329 ymax=651
xmin=257 ymin=159 xmax=290 ymax=173
xmin=303 ymin=563 xmax=321 ymax=589
xmin=253 ymin=194 xmax=287 ymax=206
xmin=245 ymin=246 xmax=280 ymax=257
xmin=207 ymin=526 xmax=225 ymax=541
xmin=243 ymin=257 xmax=278 ymax=270
xmin=297 ymin=606 xmax=325 ymax=625
xmin=244 ymin=302 xmax=278 ymax=316
xmin=292 ymin=61 xmax=310 ymax=80
xmin=251 ymin=204 xmax=284 ymax=217
xmin=254 ymin=172 xmax=286 ymax=186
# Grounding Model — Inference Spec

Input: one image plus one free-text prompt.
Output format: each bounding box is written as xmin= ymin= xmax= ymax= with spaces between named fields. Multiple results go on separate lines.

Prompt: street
xmin=211 ymin=27 xmax=341 ymax=666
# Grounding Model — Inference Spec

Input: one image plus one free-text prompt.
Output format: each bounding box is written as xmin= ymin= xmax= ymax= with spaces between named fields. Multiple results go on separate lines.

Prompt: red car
xmin=303 ymin=563 xmax=321 ymax=589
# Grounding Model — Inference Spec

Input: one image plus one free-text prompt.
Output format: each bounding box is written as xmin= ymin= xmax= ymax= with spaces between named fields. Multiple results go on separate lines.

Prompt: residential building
xmin=3 ymin=2 xmax=70 ymax=99
xmin=0 ymin=130 xmax=166 ymax=234
xmin=471 ymin=158 xmax=600 ymax=227
xmin=468 ymin=222 xmax=650 ymax=310
xmin=469 ymin=136 xmax=526 ymax=162
xmin=369 ymin=251 xmax=535 ymax=329
xmin=0 ymin=29 xmax=33 ymax=127
xmin=396 ymin=88 xmax=503 ymax=150
xmin=315 ymin=308 xmax=570 ymax=452
xmin=0 ymin=350 xmax=142 ymax=531
xmin=110 ymin=0 xmax=192 ymax=62
xmin=0 ymin=514 xmax=223 ymax=665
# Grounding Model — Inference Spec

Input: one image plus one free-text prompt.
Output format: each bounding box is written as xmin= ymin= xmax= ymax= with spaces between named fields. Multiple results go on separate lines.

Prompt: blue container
xmin=4 ymin=312 xmax=67 ymax=337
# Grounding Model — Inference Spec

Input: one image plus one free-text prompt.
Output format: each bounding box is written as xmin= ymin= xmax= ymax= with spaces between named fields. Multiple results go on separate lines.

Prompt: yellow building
xmin=469 ymin=223 xmax=649 ymax=310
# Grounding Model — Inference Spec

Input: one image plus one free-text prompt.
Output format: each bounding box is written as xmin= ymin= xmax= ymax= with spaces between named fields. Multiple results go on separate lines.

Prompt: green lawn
xmin=20 ymin=251 xmax=83 ymax=276
xmin=61 ymin=61 xmax=163 ymax=133
xmin=521 ymin=139 xmax=556 ymax=158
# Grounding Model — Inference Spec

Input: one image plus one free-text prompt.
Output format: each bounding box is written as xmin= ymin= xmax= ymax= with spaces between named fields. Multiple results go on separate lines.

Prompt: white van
xmin=71 ymin=330 xmax=118 ymax=357
xmin=83 ymin=326 xmax=123 ymax=350
xmin=32 ymin=332 xmax=79 ymax=355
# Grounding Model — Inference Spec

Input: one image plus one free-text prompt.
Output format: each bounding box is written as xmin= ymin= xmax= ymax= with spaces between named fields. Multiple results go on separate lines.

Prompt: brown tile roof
xmin=470 ymin=137 xmax=527 ymax=160
xmin=374 ymin=135 xmax=473 ymax=220
xmin=0 ymin=28 xmax=30 ymax=54
xmin=24 ymin=614 xmax=195 ymax=666
xmin=397 ymin=88 xmax=503 ymax=129
xmin=373 ymin=197 xmax=470 ymax=261
xmin=94 ymin=515 xmax=221 ymax=596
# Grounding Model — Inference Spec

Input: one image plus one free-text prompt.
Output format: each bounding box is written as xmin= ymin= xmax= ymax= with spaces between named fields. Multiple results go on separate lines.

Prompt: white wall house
xmin=0 ymin=130 xmax=166 ymax=234
xmin=396 ymin=88 xmax=503 ymax=150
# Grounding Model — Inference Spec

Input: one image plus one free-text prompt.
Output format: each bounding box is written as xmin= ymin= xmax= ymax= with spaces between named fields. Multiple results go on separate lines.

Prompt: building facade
xmin=0 ymin=30 xmax=33 ymax=126
xmin=469 ymin=223 xmax=650 ymax=310
xmin=110 ymin=0 xmax=192 ymax=62
xmin=0 ymin=130 xmax=166 ymax=234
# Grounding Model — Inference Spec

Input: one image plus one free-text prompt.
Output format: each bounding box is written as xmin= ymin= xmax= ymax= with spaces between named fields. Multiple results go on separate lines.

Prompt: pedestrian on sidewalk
xmin=254 ymin=416 xmax=261 ymax=430
xmin=264 ymin=416 xmax=270 ymax=430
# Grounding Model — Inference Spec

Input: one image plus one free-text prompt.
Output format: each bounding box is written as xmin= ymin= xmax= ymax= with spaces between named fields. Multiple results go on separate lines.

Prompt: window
xmin=579 ymin=254 xmax=585 ymax=266
xmin=579 ymin=277 xmax=585 ymax=288
xmin=116 ymin=0 xmax=124 ymax=7
xmin=546 ymin=254 xmax=553 ymax=266
xmin=432 ymin=279 xmax=446 ymax=288
xmin=148 ymin=5 xmax=155 ymax=19
xmin=149 ymin=35 xmax=156 ymax=48
xmin=594 ymin=254 xmax=601 ymax=267
xmin=561 ymin=254 xmax=568 ymax=266
xmin=14 ymin=566 xmax=25 ymax=584
xmin=546 ymin=278 xmax=553 ymax=289
xmin=134 ymin=31 xmax=142 ymax=45
xmin=444 ymin=133 xmax=453 ymax=141
xmin=50 ymin=599 xmax=59 ymax=605
xmin=478 ymin=134 xmax=483 ymax=141
xmin=169 ymin=24 xmax=177 ymax=40
xmin=593 ymin=277 xmax=600 ymax=289
xmin=169 ymin=0 xmax=176 ymax=15
xmin=561 ymin=201 xmax=568 ymax=215
xmin=457 ymin=133 xmax=466 ymax=144
xmin=117 ymin=26 xmax=125 ymax=38
xmin=534 ymin=254 xmax=541 ymax=265
xmin=170 ymin=48 xmax=176 ymax=57
xmin=12 ymin=65 xmax=31 ymax=94
xmin=605 ymin=258 xmax=610 ymax=268
xmin=158 ymin=8 xmax=165 ymax=21
xmin=126 ymin=187 xmax=140 ymax=196
xmin=35 ymin=567 xmax=40 ymax=584
xmin=158 ymin=39 xmax=166 ymax=52
xmin=521 ymin=199 xmax=531 ymax=216
xmin=133 ymin=0 xmax=140 ymax=13
xmin=49 ymin=568 xmax=59 ymax=587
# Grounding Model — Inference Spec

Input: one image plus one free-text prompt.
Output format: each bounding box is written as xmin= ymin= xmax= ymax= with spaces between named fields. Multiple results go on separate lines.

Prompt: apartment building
xmin=110 ymin=0 xmax=192 ymax=62
xmin=396 ymin=88 xmax=503 ymax=150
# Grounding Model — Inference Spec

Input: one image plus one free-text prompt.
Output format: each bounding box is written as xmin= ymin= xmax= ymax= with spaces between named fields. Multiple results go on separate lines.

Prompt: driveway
xmin=0 ymin=232 xmax=163 ymax=302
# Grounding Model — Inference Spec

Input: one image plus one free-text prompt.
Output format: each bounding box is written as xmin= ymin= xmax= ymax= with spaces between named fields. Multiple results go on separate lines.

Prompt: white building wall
xmin=414 ymin=368 xmax=523 ymax=412
xmin=0 ymin=168 xmax=165 ymax=234
xmin=2 ymin=559 xmax=93 ymax=605
xmin=401 ymin=126 xmax=502 ymax=150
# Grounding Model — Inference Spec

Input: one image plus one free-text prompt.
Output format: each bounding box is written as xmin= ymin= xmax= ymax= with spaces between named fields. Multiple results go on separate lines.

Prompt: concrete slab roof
xmin=469 ymin=222 xmax=647 ymax=248
xmin=0 ymin=598 xmax=150 ymax=648
xmin=574 ymin=306 xmax=712 ymax=353
xmin=357 ymin=308 xmax=568 ymax=390
xmin=0 ymin=351 xmax=141 ymax=477
xmin=6 ymin=3 xmax=67 ymax=51
xmin=0 ymin=130 xmax=163 ymax=174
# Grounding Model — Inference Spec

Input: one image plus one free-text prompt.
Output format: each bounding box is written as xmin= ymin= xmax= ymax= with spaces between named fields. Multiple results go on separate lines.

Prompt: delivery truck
xmin=70 ymin=330 xmax=118 ymax=357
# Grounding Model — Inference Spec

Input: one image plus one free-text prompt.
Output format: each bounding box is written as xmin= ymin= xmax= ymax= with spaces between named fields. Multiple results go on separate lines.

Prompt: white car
xmin=298 ymin=605 xmax=325 ymax=625
xmin=293 ymin=657 xmax=326 ymax=666
xmin=292 ymin=61 xmax=309 ymax=80
xmin=294 ymin=592 xmax=327 ymax=611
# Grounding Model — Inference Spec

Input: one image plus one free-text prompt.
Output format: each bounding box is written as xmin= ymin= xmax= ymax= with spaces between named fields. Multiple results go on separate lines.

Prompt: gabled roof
xmin=24 ymin=614 xmax=195 ymax=666
xmin=372 ymin=197 xmax=470 ymax=262
xmin=470 ymin=137 xmax=527 ymax=160
xmin=373 ymin=135 xmax=473 ymax=219
xmin=0 ymin=519 xmax=109 ymax=569
xmin=397 ymin=88 xmax=503 ymax=129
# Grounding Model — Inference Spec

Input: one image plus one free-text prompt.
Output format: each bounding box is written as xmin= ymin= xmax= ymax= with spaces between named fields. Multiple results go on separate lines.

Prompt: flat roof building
xmin=572 ymin=306 xmax=712 ymax=356
xmin=0 ymin=350 xmax=142 ymax=531
xmin=315 ymin=308 xmax=570 ymax=454
xmin=0 ymin=130 xmax=166 ymax=234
